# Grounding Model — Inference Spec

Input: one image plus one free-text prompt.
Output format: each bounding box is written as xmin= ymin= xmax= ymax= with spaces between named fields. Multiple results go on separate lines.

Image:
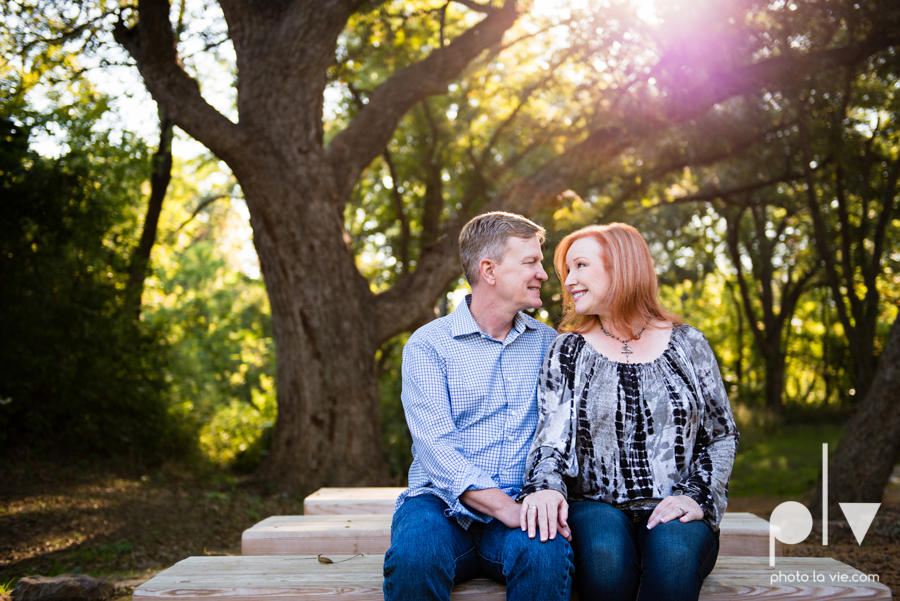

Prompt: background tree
xmin=723 ymin=200 xmax=818 ymax=414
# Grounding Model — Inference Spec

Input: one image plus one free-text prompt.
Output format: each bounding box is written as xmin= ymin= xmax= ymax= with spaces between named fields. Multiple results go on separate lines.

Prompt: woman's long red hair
xmin=554 ymin=223 xmax=679 ymax=335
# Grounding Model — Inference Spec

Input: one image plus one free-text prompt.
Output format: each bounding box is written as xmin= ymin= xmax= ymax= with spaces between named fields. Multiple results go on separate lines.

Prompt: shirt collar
xmin=450 ymin=294 xmax=536 ymax=340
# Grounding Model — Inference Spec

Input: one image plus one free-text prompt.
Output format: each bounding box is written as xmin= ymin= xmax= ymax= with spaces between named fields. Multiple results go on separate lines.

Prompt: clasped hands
xmin=520 ymin=490 xmax=703 ymax=542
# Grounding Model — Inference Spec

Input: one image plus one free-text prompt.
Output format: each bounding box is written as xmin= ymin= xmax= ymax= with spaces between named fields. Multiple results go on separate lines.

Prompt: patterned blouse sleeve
xmin=670 ymin=328 xmax=740 ymax=529
xmin=518 ymin=334 xmax=583 ymax=501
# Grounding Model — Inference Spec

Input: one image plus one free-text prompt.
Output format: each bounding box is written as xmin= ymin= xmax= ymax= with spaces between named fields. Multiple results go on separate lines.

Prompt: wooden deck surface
xmin=134 ymin=555 xmax=891 ymax=600
xmin=243 ymin=512 xmax=781 ymax=557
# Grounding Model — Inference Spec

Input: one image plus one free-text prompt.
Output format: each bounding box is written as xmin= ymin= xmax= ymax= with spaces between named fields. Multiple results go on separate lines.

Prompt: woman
xmin=519 ymin=223 xmax=738 ymax=601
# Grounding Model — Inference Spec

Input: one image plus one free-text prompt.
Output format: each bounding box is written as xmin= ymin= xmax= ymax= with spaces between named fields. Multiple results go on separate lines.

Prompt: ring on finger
xmin=528 ymin=505 xmax=537 ymax=511
xmin=676 ymin=506 xmax=686 ymax=514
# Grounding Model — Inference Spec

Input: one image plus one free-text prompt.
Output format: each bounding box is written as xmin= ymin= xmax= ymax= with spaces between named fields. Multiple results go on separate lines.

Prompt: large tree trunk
xmin=235 ymin=160 xmax=388 ymax=488
xmin=809 ymin=316 xmax=900 ymax=518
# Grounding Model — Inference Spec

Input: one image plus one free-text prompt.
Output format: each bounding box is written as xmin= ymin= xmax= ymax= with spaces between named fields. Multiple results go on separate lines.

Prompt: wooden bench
xmin=303 ymin=488 xmax=407 ymax=516
xmin=133 ymin=555 xmax=891 ymax=600
xmin=243 ymin=512 xmax=780 ymax=557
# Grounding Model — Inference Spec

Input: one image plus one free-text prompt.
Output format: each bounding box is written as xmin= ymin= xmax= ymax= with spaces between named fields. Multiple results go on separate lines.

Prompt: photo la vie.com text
xmin=766 ymin=444 xmax=882 ymax=584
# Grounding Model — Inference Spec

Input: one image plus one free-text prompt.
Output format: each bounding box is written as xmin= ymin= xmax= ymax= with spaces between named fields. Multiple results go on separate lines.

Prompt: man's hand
xmin=646 ymin=495 xmax=704 ymax=529
xmin=520 ymin=490 xmax=571 ymax=542
xmin=459 ymin=488 xmax=521 ymax=529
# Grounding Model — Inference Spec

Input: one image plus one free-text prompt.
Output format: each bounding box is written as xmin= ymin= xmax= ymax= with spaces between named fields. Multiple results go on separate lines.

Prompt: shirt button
xmin=507 ymin=435 xmax=514 ymax=441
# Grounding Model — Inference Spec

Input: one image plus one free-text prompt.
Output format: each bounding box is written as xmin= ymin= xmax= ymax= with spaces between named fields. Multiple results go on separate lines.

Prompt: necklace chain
xmin=598 ymin=319 xmax=647 ymax=363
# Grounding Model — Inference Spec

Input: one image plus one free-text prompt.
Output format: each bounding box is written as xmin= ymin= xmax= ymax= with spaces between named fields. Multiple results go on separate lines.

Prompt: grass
xmin=0 ymin=578 xmax=16 ymax=595
xmin=729 ymin=423 xmax=845 ymax=498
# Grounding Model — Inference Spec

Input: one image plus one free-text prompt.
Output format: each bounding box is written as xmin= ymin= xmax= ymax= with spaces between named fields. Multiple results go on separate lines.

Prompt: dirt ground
xmin=0 ymin=461 xmax=305 ymax=595
xmin=2 ymin=462 xmax=899 ymax=597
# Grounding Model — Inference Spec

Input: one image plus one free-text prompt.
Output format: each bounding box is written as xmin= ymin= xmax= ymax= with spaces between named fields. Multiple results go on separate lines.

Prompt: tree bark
xmin=809 ymin=315 xmax=900 ymax=518
xmin=763 ymin=353 xmax=787 ymax=414
xmin=126 ymin=107 xmax=173 ymax=316
xmin=242 ymin=162 xmax=390 ymax=487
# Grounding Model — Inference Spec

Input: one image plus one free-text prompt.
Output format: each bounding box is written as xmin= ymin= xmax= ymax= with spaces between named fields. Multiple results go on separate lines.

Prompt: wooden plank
xmin=717 ymin=513 xmax=783 ymax=557
xmin=303 ymin=488 xmax=406 ymax=516
xmin=243 ymin=516 xmax=391 ymax=556
xmin=134 ymin=555 xmax=891 ymax=601
xmin=242 ymin=513 xmax=782 ymax=558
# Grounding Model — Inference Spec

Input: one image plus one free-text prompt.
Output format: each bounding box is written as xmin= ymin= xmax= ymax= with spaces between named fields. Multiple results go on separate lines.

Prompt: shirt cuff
xmin=518 ymin=457 xmax=568 ymax=502
xmin=446 ymin=465 xmax=501 ymax=524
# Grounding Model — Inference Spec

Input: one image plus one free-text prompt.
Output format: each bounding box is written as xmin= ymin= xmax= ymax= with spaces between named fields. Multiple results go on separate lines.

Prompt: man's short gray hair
xmin=458 ymin=212 xmax=546 ymax=286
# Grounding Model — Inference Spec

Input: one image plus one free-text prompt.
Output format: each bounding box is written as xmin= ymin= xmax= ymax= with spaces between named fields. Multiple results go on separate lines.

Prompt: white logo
xmin=768 ymin=444 xmax=880 ymax=566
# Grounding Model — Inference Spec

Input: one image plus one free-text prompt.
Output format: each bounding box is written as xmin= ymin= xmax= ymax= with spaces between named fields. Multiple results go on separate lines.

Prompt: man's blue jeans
xmin=567 ymin=501 xmax=719 ymax=601
xmin=383 ymin=494 xmax=574 ymax=601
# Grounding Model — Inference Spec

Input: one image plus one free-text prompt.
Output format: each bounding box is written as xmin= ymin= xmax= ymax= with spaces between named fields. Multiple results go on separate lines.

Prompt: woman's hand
xmin=520 ymin=490 xmax=572 ymax=542
xmin=647 ymin=495 xmax=704 ymax=529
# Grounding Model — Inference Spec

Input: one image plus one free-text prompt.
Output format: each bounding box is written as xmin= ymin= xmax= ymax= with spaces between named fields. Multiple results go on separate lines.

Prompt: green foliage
xmin=0 ymin=98 xmax=183 ymax=464
xmin=730 ymin=424 xmax=844 ymax=498
xmin=142 ymin=156 xmax=276 ymax=471
xmin=377 ymin=333 xmax=412 ymax=483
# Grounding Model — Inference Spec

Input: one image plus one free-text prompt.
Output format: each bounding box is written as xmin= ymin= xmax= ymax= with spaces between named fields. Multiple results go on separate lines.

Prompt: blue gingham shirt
xmin=396 ymin=295 xmax=557 ymax=528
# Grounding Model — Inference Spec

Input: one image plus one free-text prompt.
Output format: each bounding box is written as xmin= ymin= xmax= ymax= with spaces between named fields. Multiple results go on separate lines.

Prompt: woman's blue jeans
xmin=383 ymin=494 xmax=573 ymax=601
xmin=567 ymin=500 xmax=719 ymax=601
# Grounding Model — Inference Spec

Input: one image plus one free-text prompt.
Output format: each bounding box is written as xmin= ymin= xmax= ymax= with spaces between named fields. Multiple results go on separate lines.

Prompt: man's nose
xmin=536 ymin=262 xmax=548 ymax=281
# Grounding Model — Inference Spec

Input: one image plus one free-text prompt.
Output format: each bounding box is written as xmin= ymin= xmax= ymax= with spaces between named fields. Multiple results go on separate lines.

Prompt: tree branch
xmin=725 ymin=208 xmax=767 ymax=353
xmin=420 ymin=99 xmax=445 ymax=246
xmin=452 ymin=0 xmax=497 ymax=14
xmin=126 ymin=107 xmax=173 ymax=312
xmin=381 ymin=149 xmax=412 ymax=273
xmin=798 ymin=108 xmax=859 ymax=351
xmin=664 ymin=167 xmax=810 ymax=207
xmin=175 ymin=193 xmax=231 ymax=233
xmin=113 ymin=0 xmax=246 ymax=164
xmin=325 ymin=0 xmax=519 ymax=201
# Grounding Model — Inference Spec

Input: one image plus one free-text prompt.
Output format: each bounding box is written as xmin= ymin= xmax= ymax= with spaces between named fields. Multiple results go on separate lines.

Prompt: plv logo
xmin=768 ymin=443 xmax=881 ymax=566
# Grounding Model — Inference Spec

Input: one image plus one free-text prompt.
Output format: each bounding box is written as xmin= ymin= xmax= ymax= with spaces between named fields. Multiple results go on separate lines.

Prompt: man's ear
xmin=478 ymin=258 xmax=496 ymax=287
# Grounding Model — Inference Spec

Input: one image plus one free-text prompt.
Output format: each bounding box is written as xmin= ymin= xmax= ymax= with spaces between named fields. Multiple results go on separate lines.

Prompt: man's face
xmin=491 ymin=236 xmax=548 ymax=312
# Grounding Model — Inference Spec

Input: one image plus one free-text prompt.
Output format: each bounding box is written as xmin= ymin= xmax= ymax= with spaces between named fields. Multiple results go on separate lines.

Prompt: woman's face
xmin=564 ymin=236 xmax=610 ymax=316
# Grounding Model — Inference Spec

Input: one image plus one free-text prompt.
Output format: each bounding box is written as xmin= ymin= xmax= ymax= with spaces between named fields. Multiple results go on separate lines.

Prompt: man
xmin=383 ymin=212 xmax=574 ymax=601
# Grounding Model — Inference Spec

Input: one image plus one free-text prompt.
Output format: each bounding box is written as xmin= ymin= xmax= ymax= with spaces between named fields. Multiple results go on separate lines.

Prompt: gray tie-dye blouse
xmin=520 ymin=325 xmax=739 ymax=530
